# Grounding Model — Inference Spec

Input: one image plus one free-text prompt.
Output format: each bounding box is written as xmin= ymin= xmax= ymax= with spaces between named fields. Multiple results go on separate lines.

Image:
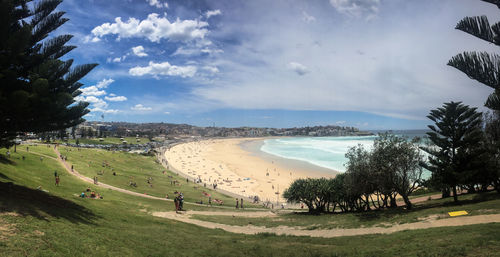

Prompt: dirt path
xmin=49 ymin=146 xmax=500 ymax=238
xmin=152 ymin=211 xmax=500 ymax=238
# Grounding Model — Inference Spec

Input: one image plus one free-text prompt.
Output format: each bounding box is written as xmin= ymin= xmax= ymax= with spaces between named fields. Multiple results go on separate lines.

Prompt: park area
xmin=0 ymin=144 xmax=499 ymax=256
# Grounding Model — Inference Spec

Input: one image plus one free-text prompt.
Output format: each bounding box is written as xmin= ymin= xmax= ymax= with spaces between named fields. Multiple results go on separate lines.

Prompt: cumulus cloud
xmin=112 ymin=57 xmax=122 ymax=63
xmin=287 ymin=62 xmax=309 ymax=75
xmin=105 ymin=95 xmax=128 ymax=101
xmin=132 ymin=45 xmax=148 ymax=57
xmin=329 ymin=0 xmax=380 ymax=19
xmin=131 ymin=104 xmax=152 ymax=111
xmin=79 ymin=86 xmax=106 ymax=96
xmin=91 ymin=13 xmax=209 ymax=43
xmin=205 ymin=9 xmax=222 ymax=19
xmin=129 ymin=61 xmax=197 ymax=78
xmin=96 ymin=78 xmax=115 ymax=88
xmin=75 ymin=95 xmax=108 ymax=109
xmin=147 ymin=0 xmax=168 ymax=8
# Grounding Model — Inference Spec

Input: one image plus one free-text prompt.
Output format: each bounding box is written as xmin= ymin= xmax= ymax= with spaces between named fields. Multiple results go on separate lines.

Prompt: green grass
xmin=54 ymin=146 xmax=256 ymax=207
xmin=1 ymin=148 xmax=500 ymax=256
xmin=53 ymin=137 xmax=151 ymax=145
xmin=191 ymin=192 xmax=500 ymax=229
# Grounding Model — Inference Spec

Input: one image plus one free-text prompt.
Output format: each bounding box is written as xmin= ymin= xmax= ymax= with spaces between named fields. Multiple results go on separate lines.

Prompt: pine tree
xmin=447 ymin=0 xmax=500 ymax=111
xmin=0 ymin=0 xmax=97 ymax=148
xmin=421 ymin=102 xmax=483 ymax=202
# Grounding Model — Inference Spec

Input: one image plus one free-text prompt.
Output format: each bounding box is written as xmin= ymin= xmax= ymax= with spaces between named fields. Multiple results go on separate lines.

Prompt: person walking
xmin=236 ymin=198 xmax=239 ymax=209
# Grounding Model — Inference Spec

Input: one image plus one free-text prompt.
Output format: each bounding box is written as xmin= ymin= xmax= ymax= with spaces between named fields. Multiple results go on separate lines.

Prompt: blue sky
xmin=54 ymin=0 xmax=499 ymax=129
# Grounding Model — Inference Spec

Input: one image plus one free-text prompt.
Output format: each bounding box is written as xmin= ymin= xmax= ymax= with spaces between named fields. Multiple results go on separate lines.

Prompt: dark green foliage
xmin=284 ymin=135 xmax=425 ymax=212
xmin=0 ymin=0 xmax=97 ymax=148
xmin=421 ymin=102 xmax=485 ymax=202
xmin=447 ymin=0 xmax=500 ymax=111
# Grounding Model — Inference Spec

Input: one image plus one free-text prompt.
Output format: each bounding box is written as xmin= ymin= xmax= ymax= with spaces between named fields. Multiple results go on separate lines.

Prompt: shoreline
xmin=163 ymin=137 xmax=338 ymax=203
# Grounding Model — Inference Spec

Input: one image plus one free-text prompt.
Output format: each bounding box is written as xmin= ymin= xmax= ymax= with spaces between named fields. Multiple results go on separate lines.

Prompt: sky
xmin=52 ymin=0 xmax=500 ymax=129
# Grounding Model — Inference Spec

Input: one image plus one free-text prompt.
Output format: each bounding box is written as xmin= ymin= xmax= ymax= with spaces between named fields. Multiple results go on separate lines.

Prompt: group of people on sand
xmin=80 ymin=186 xmax=103 ymax=199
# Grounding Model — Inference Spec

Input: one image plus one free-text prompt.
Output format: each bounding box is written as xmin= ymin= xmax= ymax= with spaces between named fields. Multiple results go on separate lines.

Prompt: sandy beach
xmin=163 ymin=138 xmax=337 ymax=203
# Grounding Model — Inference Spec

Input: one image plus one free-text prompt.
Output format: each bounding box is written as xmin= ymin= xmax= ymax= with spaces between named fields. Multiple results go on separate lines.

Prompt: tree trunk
xmin=452 ymin=186 xmax=458 ymax=202
xmin=402 ymin=194 xmax=412 ymax=210
xmin=389 ymin=195 xmax=397 ymax=208
xmin=442 ymin=188 xmax=450 ymax=198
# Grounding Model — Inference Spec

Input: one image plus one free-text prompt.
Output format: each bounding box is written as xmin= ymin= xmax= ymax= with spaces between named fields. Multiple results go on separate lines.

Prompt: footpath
xmin=49 ymin=146 xmax=500 ymax=238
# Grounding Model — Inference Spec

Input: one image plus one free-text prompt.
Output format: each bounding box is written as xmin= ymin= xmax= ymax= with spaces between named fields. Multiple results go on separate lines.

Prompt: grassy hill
xmin=1 ymin=146 xmax=500 ymax=256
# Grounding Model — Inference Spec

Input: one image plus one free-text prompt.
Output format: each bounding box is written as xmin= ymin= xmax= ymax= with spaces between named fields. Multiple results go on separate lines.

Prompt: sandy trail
xmin=152 ymin=211 xmax=500 ymax=238
xmin=45 ymin=146 xmax=500 ymax=238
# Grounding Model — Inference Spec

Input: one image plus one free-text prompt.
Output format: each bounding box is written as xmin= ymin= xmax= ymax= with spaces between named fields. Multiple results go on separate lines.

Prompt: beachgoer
xmin=240 ymin=198 xmax=243 ymax=209
xmin=236 ymin=198 xmax=239 ymax=209
xmin=55 ymin=176 xmax=60 ymax=186
xmin=179 ymin=193 xmax=184 ymax=210
xmin=174 ymin=196 xmax=179 ymax=212
xmin=80 ymin=192 xmax=86 ymax=198
xmin=90 ymin=191 xmax=96 ymax=198
xmin=54 ymin=170 xmax=58 ymax=177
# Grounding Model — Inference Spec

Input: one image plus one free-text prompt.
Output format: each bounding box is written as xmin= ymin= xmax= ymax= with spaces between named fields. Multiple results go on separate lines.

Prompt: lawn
xmin=53 ymin=137 xmax=151 ymax=145
xmin=49 ymin=145 xmax=254 ymax=207
xmin=1 ymin=148 xmax=500 ymax=256
xmin=191 ymin=192 xmax=500 ymax=229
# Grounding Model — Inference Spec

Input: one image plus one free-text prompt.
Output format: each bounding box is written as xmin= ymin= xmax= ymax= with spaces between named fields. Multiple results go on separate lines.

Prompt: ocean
xmin=260 ymin=130 xmax=429 ymax=172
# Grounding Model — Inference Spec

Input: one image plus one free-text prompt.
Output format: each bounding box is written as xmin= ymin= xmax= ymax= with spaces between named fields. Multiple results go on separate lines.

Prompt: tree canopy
xmin=0 ymin=0 xmax=97 ymax=147
xmin=447 ymin=0 xmax=500 ymax=111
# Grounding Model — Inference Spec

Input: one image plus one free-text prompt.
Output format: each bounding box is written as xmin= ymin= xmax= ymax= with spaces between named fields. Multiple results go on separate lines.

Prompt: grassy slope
xmin=54 ymin=137 xmax=151 ymax=145
xmin=192 ymin=192 xmax=500 ymax=229
xmin=53 ymin=146 xmax=243 ymax=206
xmin=1 ymin=148 xmax=500 ymax=257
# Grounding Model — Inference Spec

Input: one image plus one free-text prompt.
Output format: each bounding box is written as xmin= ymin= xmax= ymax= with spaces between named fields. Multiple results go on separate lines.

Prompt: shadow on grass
xmin=0 ymin=155 xmax=14 ymax=165
xmin=0 ymin=181 xmax=99 ymax=225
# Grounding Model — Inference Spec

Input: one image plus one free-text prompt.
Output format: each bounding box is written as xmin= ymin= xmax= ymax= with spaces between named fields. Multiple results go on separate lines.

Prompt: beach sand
xmin=163 ymin=138 xmax=338 ymax=203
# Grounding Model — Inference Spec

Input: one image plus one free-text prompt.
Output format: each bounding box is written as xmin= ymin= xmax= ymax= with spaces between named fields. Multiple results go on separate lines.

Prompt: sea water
xmin=260 ymin=130 xmax=429 ymax=172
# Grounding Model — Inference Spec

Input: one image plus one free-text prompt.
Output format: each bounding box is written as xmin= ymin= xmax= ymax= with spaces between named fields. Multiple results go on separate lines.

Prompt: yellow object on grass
xmin=448 ymin=211 xmax=468 ymax=217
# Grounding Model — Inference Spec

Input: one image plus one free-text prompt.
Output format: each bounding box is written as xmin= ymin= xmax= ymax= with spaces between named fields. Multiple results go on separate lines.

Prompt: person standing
xmin=174 ymin=196 xmax=179 ymax=212
xmin=236 ymin=198 xmax=239 ymax=209
xmin=179 ymin=193 xmax=184 ymax=211
xmin=55 ymin=176 xmax=60 ymax=186
xmin=240 ymin=198 xmax=243 ymax=209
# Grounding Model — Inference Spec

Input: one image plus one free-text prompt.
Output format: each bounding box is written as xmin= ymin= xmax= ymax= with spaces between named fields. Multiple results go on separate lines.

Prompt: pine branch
xmin=448 ymin=51 xmax=500 ymax=90
xmin=455 ymin=16 xmax=496 ymax=45
xmin=32 ymin=11 xmax=67 ymax=44
xmin=485 ymin=90 xmax=500 ymax=111
xmin=31 ymin=0 xmax=62 ymax=27
xmin=40 ymin=34 xmax=73 ymax=58
xmin=64 ymin=63 xmax=98 ymax=86
xmin=481 ymin=0 xmax=500 ymax=9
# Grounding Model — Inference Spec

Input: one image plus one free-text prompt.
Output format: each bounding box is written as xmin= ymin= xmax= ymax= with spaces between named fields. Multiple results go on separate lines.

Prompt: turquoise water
xmin=260 ymin=130 xmax=429 ymax=172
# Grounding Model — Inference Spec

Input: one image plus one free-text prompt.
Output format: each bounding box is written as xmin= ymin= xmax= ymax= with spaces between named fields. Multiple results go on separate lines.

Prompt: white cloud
xmin=287 ymin=62 xmax=309 ymax=75
xmin=129 ymin=61 xmax=197 ymax=78
xmin=302 ymin=11 xmax=316 ymax=23
xmin=132 ymin=45 xmax=148 ymax=57
xmin=164 ymin=111 xmax=170 ymax=114
xmin=336 ymin=121 xmax=346 ymax=125
xmin=91 ymin=13 xmax=209 ymax=43
xmin=96 ymin=78 xmax=115 ymax=89
xmin=147 ymin=0 xmax=168 ymax=8
xmin=91 ymin=108 xmax=120 ymax=114
xmin=112 ymin=57 xmax=122 ymax=63
xmin=76 ymin=95 xmax=108 ymax=109
xmin=79 ymin=86 xmax=107 ymax=96
xmin=205 ymin=9 xmax=222 ymax=19
xmin=131 ymin=104 xmax=152 ymax=111
xmin=202 ymin=66 xmax=219 ymax=74
xmin=329 ymin=0 xmax=380 ymax=19
xmin=105 ymin=95 xmax=128 ymax=102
